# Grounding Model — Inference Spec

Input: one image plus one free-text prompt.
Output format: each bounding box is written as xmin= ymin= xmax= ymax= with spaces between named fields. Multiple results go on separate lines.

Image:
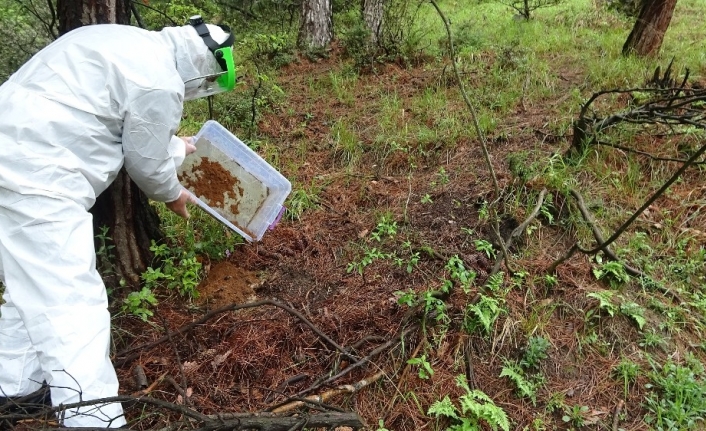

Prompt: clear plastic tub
xmin=177 ymin=120 xmax=291 ymax=242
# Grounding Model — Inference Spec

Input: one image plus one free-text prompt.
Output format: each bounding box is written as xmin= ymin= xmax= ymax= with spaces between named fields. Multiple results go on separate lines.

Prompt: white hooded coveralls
xmin=0 ymin=23 xmax=226 ymax=427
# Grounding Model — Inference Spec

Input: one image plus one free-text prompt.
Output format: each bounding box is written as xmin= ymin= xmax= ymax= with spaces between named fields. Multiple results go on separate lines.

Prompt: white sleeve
xmin=121 ymin=89 xmax=184 ymax=203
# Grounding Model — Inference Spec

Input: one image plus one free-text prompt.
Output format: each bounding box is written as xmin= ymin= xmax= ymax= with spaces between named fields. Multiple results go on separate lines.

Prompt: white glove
xmin=167 ymin=136 xmax=196 ymax=168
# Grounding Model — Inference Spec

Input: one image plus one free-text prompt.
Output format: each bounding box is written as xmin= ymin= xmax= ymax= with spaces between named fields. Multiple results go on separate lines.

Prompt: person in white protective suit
xmin=0 ymin=15 xmax=236 ymax=428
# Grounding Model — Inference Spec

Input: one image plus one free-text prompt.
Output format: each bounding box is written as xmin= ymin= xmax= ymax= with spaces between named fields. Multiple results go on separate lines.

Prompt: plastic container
xmin=177 ymin=120 xmax=291 ymax=242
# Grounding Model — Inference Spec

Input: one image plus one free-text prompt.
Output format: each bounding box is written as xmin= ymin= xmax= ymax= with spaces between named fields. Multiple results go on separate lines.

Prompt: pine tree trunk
xmin=57 ymin=0 xmax=162 ymax=288
xmin=622 ymin=0 xmax=678 ymax=57
xmin=298 ymin=0 xmax=333 ymax=50
xmin=362 ymin=0 xmax=384 ymax=46
xmin=58 ymin=0 xmax=130 ymax=35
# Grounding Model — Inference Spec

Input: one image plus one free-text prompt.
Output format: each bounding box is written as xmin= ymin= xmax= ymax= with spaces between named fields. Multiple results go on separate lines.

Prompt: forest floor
xmin=106 ymin=46 xmax=706 ymax=431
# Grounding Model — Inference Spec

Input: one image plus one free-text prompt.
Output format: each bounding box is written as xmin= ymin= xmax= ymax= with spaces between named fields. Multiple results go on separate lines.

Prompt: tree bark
xmin=622 ymin=0 xmax=678 ymax=57
xmin=57 ymin=0 xmax=162 ymax=289
xmin=362 ymin=0 xmax=384 ymax=46
xmin=298 ymin=0 xmax=333 ymax=50
xmin=58 ymin=0 xmax=130 ymax=35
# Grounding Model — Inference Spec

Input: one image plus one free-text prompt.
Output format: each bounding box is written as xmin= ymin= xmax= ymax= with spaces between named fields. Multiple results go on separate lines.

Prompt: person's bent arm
xmin=121 ymin=88 xmax=183 ymax=204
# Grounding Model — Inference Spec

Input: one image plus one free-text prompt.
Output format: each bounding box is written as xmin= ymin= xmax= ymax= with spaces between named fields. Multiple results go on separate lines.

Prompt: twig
xmin=612 ymin=399 xmax=624 ymax=431
xmin=264 ymin=374 xmax=309 ymax=403
xmin=284 ymin=325 xmax=416 ymax=401
xmin=491 ymin=188 xmax=548 ymax=275
xmin=568 ymin=188 xmax=644 ymax=278
xmin=131 ymin=371 xmax=168 ymax=396
xmin=271 ymin=371 xmax=385 ymax=414
xmin=596 ymin=139 xmax=706 ymax=165
xmin=161 ymin=317 xmax=190 ymax=406
xmin=429 ymin=0 xmax=499 ymax=198
xmin=550 ymin=141 xmax=706 ymax=272
xmin=584 ymin=140 xmax=706 ymax=255
xmin=49 ymin=412 xmax=364 ymax=431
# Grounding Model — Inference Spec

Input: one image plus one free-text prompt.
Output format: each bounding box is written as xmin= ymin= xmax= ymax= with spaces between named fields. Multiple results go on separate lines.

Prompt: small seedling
xmin=407 ymin=354 xmax=434 ymax=379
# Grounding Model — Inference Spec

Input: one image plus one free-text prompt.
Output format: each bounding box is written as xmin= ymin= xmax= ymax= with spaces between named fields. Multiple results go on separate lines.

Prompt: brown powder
xmin=180 ymin=158 xmax=242 ymax=212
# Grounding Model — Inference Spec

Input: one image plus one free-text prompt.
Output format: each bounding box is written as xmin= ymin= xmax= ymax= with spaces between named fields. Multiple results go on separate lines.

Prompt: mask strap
xmin=188 ymin=15 xmax=235 ymax=71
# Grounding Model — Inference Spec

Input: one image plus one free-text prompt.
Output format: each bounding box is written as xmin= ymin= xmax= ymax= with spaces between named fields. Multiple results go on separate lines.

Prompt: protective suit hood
xmin=159 ymin=24 xmax=231 ymax=100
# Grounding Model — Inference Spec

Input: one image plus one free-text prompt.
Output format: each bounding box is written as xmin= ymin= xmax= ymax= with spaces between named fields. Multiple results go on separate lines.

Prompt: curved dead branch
xmin=491 ymin=188 xmax=548 ymax=275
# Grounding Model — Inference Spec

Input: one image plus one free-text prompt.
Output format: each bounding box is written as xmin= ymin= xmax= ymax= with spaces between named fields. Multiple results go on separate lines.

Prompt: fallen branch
xmin=284 ymin=325 xmax=417 ymax=402
xmin=491 ymin=188 xmax=548 ymax=275
xmin=131 ymin=371 xmax=167 ymax=396
xmin=271 ymin=370 xmax=385 ymax=414
xmin=549 ymin=141 xmax=706 ymax=273
xmin=612 ymin=399 xmax=624 ymax=431
xmin=44 ymin=411 xmax=364 ymax=431
xmin=568 ymin=188 xmax=644 ymax=278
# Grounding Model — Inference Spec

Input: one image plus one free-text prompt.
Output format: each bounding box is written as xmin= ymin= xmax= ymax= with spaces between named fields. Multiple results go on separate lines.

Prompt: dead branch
xmin=264 ymin=374 xmax=309 ymax=403
xmin=4 ymin=394 xmax=364 ymax=431
xmin=612 ymin=399 xmax=625 ymax=431
xmin=131 ymin=371 xmax=167 ymax=396
xmin=43 ymin=411 xmax=364 ymax=431
xmin=429 ymin=0 xmax=499 ymax=198
xmin=548 ymin=76 xmax=706 ymax=276
xmin=567 ymin=188 xmax=644 ymax=278
xmin=491 ymin=188 xmax=548 ymax=275
xmin=595 ymin=139 xmax=706 ymax=164
xmin=271 ymin=370 xmax=385 ymax=414
xmin=282 ymin=325 xmax=417 ymax=402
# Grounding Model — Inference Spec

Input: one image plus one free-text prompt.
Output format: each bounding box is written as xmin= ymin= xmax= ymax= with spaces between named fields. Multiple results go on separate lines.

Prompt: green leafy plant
xmin=593 ymin=259 xmax=630 ymax=288
xmin=286 ymin=184 xmax=322 ymax=221
xmin=587 ymin=290 xmax=617 ymax=317
xmin=562 ymin=405 xmax=589 ymax=428
xmin=500 ymin=360 xmax=540 ymax=404
xmin=620 ymin=301 xmax=646 ymax=330
xmin=371 ymin=213 xmax=398 ymax=242
xmin=465 ymin=294 xmax=503 ymax=335
xmin=644 ymin=359 xmax=706 ymax=430
xmin=539 ymin=194 xmax=555 ymax=225
xmin=613 ymin=358 xmax=640 ymax=399
xmin=400 ymin=241 xmax=421 ymax=274
xmin=431 ymin=167 xmax=450 ymax=186
xmin=474 ymin=239 xmax=496 ymax=259
xmin=444 ymin=255 xmax=477 ymax=294
xmin=347 ymin=246 xmax=388 ymax=275
xmin=484 ymin=272 xmax=504 ymax=293
xmin=520 ymin=336 xmax=551 ymax=370
xmin=543 ymin=274 xmax=558 ymax=288
xmin=95 ymin=225 xmax=116 ymax=279
xmin=395 ymin=289 xmax=417 ymax=307
xmin=428 ymin=375 xmax=510 ymax=431
xmin=407 ymin=354 xmax=435 ymax=379
xmin=639 ymin=329 xmax=668 ymax=350
xmin=375 ymin=419 xmax=391 ymax=431
xmin=148 ymin=241 xmax=202 ymax=299
xmin=122 ymin=287 xmax=158 ymax=321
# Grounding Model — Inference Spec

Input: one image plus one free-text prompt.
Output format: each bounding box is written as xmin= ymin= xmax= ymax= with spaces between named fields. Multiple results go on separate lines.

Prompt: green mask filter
xmin=215 ymin=47 xmax=235 ymax=92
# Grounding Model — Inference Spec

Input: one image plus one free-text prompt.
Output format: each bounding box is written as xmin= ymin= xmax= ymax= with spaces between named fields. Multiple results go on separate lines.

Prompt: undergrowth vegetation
xmin=3 ymin=0 xmax=703 ymax=429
